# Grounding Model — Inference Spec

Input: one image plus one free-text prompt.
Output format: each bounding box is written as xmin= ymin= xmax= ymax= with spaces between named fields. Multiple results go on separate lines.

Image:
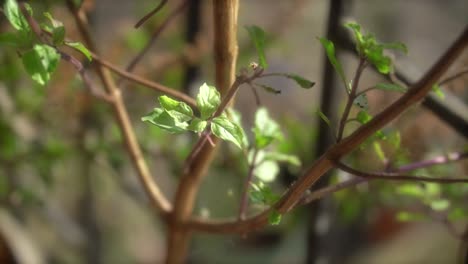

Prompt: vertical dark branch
xmin=182 ymin=0 xmax=202 ymax=93
xmin=306 ymin=0 xmax=348 ymax=263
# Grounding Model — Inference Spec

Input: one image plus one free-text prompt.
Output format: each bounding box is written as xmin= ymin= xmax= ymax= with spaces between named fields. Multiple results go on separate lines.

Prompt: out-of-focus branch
xmin=64 ymin=0 xmax=172 ymax=215
xmin=134 ymin=0 xmax=168 ymax=28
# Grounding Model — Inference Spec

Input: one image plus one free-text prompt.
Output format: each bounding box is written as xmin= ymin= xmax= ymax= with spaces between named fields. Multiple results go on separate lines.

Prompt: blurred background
xmin=0 ymin=0 xmax=467 ymax=263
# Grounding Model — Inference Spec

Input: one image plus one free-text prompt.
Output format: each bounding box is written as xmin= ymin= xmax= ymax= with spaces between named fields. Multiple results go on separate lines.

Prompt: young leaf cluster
xmin=1 ymin=0 xmax=91 ymax=85
xmin=142 ymin=83 xmax=247 ymax=149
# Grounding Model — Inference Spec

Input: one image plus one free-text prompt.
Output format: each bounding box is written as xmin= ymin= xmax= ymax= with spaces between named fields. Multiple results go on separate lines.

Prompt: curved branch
xmin=182 ymin=26 xmax=468 ymax=234
xmin=134 ymin=0 xmax=169 ymax=28
xmin=65 ymin=0 xmax=172 ymax=215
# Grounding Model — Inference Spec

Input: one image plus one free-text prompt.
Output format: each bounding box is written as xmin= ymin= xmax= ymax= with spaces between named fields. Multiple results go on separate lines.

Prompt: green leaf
xmin=382 ymin=42 xmax=408 ymax=54
xmin=373 ymin=142 xmax=386 ymax=162
xmin=196 ymin=83 xmax=221 ymax=120
xmin=22 ymin=44 xmax=60 ymax=85
xmin=158 ymin=95 xmax=193 ymax=122
xmin=319 ymin=37 xmax=347 ymax=89
xmin=256 ymin=83 xmax=281 ymax=94
xmin=397 ymin=184 xmax=425 ymax=198
xmin=4 ymin=0 xmax=30 ymax=32
xmin=253 ymin=107 xmax=283 ymax=148
xmin=284 ymin=74 xmax=315 ymax=88
xmin=211 ymin=116 xmax=245 ymax=149
xmin=387 ymin=131 xmax=401 ymax=149
xmin=65 ymin=41 xmax=93 ymax=61
xmin=249 ymin=182 xmax=279 ymax=205
xmin=315 ymin=109 xmax=331 ymax=127
xmin=431 ymin=84 xmax=445 ymax=99
xmin=263 ymin=152 xmax=301 ymax=166
xmin=43 ymin=12 xmax=65 ymax=45
xmin=245 ymin=25 xmax=268 ymax=69
xmin=375 ymin=83 xmax=407 ymax=93
xmin=226 ymin=108 xmax=249 ymax=148
xmin=141 ymin=108 xmax=188 ymax=133
xmin=353 ymin=93 xmax=368 ymax=110
xmin=187 ymin=118 xmax=207 ymax=133
xmin=356 ymin=110 xmax=372 ymax=124
xmin=268 ymin=210 xmax=282 ymax=225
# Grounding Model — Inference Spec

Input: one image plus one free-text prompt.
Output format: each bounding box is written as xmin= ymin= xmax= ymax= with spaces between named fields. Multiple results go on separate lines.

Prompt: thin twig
xmin=439 ymin=66 xmax=468 ymax=86
xmin=335 ymin=161 xmax=468 ymax=184
xmin=126 ymin=0 xmax=189 ymax=73
xmin=336 ymin=58 xmax=367 ymax=142
xmin=134 ymin=0 xmax=169 ymax=28
xmin=238 ymin=148 xmax=259 ymax=220
xmin=91 ymin=52 xmax=197 ymax=109
xmin=397 ymin=152 xmax=468 ymax=173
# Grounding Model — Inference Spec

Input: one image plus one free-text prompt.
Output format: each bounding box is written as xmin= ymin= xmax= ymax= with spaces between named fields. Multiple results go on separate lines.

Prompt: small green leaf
xmin=158 ymin=95 xmax=193 ymax=122
xmin=353 ymin=93 xmax=368 ymax=110
xmin=356 ymin=110 xmax=371 ymax=124
xmin=263 ymin=152 xmax=301 ymax=166
xmin=382 ymin=42 xmax=408 ymax=54
xmin=245 ymin=25 xmax=268 ymax=69
xmin=253 ymin=107 xmax=283 ymax=148
xmin=431 ymin=84 xmax=445 ymax=99
xmin=315 ymin=109 xmax=331 ymax=127
xmin=196 ymin=83 xmax=221 ymax=120
xmin=187 ymin=118 xmax=207 ymax=133
xmin=22 ymin=44 xmax=60 ymax=85
xmin=43 ymin=12 xmax=65 ymax=45
xmin=211 ymin=116 xmax=245 ymax=149
xmin=375 ymin=83 xmax=407 ymax=93
xmin=141 ymin=108 xmax=188 ymax=133
xmin=249 ymin=182 xmax=279 ymax=205
xmin=226 ymin=108 xmax=249 ymax=148
xmin=65 ymin=41 xmax=93 ymax=61
xmin=373 ymin=142 xmax=386 ymax=162
xmin=256 ymin=83 xmax=281 ymax=94
xmin=284 ymin=74 xmax=315 ymax=88
xmin=319 ymin=37 xmax=347 ymax=89
xmin=4 ymin=0 xmax=30 ymax=32
xmin=268 ymin=210 xmax=282 ymax=225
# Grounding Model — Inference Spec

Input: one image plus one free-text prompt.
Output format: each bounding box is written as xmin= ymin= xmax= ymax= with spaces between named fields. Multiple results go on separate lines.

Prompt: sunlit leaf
xmin=253 ymin=107 xmax=283 ymax=148
xmin=22 ymin=44 xmax=60 ymax=85
xmin=211 ymin=116 xmax=245 ymax=149
xmin=254 ymin=160 xmax=279 ymax=182
xmin=430 ymin=199 xmax=450 ymax=211
xmin=268 ymin=210 xmax=282 ymax=225
xmin=373 ymin=142 xmax=386 ymax=162
xmin=65 ymin=41 xmax=92 ymax=61
xmin=43 ymin=12 xmax=65 ymax=45
xmin=187 ymin=118 xmax=207 ymax=133
xmin=158 ymin=95 xmax=193 ymax=122
xmin=245 ymin=25 xmax=268 ymax=69
xmin=431 ymin=84 xmax=445 ymax=99
xmin=141 ymin=108 xmax=188 ymax=133
xmin=196 ymin=83 xmax=221 ymax=120
xmin=4 ymin=0 xmax=30 ymax=32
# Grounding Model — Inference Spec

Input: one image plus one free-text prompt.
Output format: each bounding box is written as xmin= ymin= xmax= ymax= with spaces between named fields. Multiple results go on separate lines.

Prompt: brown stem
xmin=65 ymin=0 xmax=172 ymax=215
xmin=183 ymin=25 xmax=468 ymax=235
xmin=439 ymin=66 xmax=468 ymax=86
xmin=336 ymin=58 xmax=367 ymax=142
xmin=166 ymin=1 xmax=239 ymax=263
